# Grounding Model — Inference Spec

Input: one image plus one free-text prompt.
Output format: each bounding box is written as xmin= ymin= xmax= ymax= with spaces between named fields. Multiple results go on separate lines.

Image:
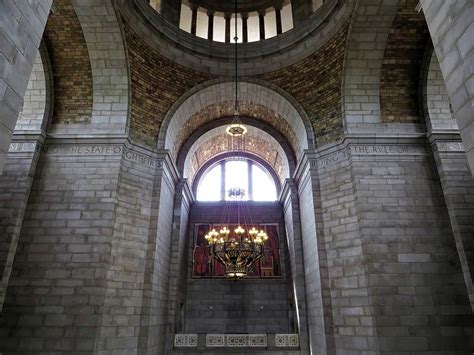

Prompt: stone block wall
xmin=0 ymin=0 xmax=52 ymax=172
xmin=0 ymin=143 xmax=41 ymax=310
xmin=424 ymin=52 xmax=457 ymax=131
xmin=281 ymin=182 xmax=310 ymax=353
xmin=432 ymin=140 xmax=474 ymax=309
xmin=351 ymin=145 xmax=473 ymax=353
xmin=95 ymin=148 xmax=158 ymax=354
xmin=297 ymin=165 xmax=331 ymax=353
xmin=141 ymin=161 xmax=176 ymax=353
xmin=185 ymin=279 xmax=290 ymax=334
xmin=0 ymin=143 xmax=122 ymax=353
xmin=315 ymin=148 xmax=377 ymax=353
xmin=15 ymin=51 xmax=48 ymax=132
xmin=43 ymin=0 xmax=93 ymax=124
xmin=184 ymin=202 xmax=292 ymax=336
xmin=379 ymin=0 xmax=430 ymax=123
xmin=0 ymin=143 xmax=179 ymax=355
xmin=422 ymin=0 xmax=474 ymax=174
xmin=305 ymin=140 xmax=474 ymax=354
xmin=165 ymin=181 xmax=192 ymax=352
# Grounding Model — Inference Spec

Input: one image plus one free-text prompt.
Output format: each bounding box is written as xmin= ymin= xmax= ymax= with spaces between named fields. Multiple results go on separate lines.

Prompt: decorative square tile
xmin=206 ymin=334 xmax=225 ymax=347
xmin=275 ymin=334 xmax=299 ymax=347
xmin=249 ymin=334 xmax=267 ymax=347
xmin=288 ymin=334 xmax=299 ymax=347
xmin=174 ymin=334 xmax=198 ymax=347
xmin=226 ymin=334 xmax=248 ymax=347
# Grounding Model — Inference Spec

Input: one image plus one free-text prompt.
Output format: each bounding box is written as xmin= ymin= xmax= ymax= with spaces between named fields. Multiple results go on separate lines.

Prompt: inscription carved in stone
xmin=312 ymin=144 xmax=427 ymax=168
xmin=124 ymin=150 xmax=162 ymax=168
xmin=43 ymin=145 xmax=122 ymax=155
xmin=40 ymin=144 xmax=163 ymax=168
xmin=8 ymin=142 xmax=37 ymax=153
xmin=436 ymin=142 xmax=464 ymax=152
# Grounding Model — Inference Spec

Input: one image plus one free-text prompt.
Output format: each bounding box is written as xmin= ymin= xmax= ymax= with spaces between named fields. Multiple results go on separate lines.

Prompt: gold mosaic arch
xmin=159 ymin=80 xmax=314 ymax=164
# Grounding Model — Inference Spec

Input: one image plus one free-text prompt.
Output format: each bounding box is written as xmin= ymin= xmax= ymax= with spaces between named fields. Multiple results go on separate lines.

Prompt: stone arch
xmin=159 ymin=78 xmax=314 ymax=162
xmin=14 ymin=42 xmax=53 ymax=133
xmin=43 ymin=0 xmax=94 ymax=125
xmin=44 ymin=0 xmax=129 ymax=134
xmin=192 ymin=152 xmax=283 ymax=198
xmin=343 ymin=0 xmax=399 ymax=126
xmin=379 ymin=0 xmax=430 ymax=123
xmin=71 ymin=0 xmax=129 ymax=132
xmin=423 ymin=49 xmax=457 ymax=132
xmin=181 ymin=122 xmax=291 ymax=187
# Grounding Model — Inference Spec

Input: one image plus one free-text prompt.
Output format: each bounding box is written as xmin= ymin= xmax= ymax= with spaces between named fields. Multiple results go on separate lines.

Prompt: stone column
xmin=224 ymin=13 xmax=232 ymax=43
xmin=247 ymin=160 xmax=253 ymax=200
xmin=258 ymin=10 xmax=266 ymax=40
xmin=0 ymin=0 xmax=52 ymax=173
xmin=165 ymin=179 xmax=193 ymax=352
xmin=160 ymin=0 xmax=182 ymax=26
xmin=207 ymin=10 xmax=214 ymax=41
xmin=280 ymin=180 xmax=311 ymax=353
xmin=275 ymin=4 xmax=283 ymax=35
xmin=220 ymin=161 xmax=226 ymax=199
xmin=291 ymin=0 xmax=313 ymax=27
xmin=430 ymin=136 xmax=474 ymax=310
xmin=0 ymin=139 xmax=42 ymax=311
xmin=241 ymin=12 xmax=249 ymax=43
xmin=190 ymin=3 xmax=198 ymax=35
xmin=421 ymin=0 xmax=474 ymax=175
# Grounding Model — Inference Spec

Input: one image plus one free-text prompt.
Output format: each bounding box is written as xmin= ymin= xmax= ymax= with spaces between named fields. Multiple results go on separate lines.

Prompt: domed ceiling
xmin=189 ymin=0 xmax=290 ymax=13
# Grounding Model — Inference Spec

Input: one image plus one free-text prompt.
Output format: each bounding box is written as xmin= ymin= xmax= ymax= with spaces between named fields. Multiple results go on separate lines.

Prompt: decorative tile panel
xmin=203 ymin=334 xmax=268 ymax=348
xmin=248 ymin=334 xmax=267 ymax=347
xmin=174 ymin=334 xmax=197 ymax=347
xmin=226 ymin=334 xmax=248 ymax=347
xmin=206 ymin=334 xmax=225 ymax=347
xmin=275 ymin=334 xmax=300 ymax=347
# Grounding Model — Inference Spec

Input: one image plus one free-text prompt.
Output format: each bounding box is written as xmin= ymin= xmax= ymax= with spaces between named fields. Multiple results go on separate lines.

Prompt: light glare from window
xmin=225 ymin=160 xmax=248 ymax=201
xmin=196 ymin=165 xmax=221 ymax=201
xmin=196 ymin=159 xmax=277 ymax=201
xmin=253 ymin=164 xmax=277 ymax=201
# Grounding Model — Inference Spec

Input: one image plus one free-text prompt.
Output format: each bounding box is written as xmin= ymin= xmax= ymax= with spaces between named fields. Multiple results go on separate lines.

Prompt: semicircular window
xmin=196 ymin=158 xmax=278 ymax=201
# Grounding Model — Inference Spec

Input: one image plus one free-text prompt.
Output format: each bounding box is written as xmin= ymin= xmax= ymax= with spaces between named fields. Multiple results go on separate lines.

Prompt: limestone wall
xmin=184 ymin=202 xmax=292 ymax=335
xmin=0 ymin=1 xmax=52 ymax=172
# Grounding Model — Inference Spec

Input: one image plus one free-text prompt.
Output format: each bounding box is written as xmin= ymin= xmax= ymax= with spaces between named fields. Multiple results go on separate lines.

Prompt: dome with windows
xmin=149 ymin=0 xmax=324 ymax=43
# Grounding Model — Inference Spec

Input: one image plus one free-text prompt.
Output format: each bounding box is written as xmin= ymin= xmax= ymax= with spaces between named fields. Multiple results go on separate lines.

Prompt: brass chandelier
xmin=205 ymin=226 xmax=269 ymax=278
xmin=204 ymin=0 xmax=269 ymax=279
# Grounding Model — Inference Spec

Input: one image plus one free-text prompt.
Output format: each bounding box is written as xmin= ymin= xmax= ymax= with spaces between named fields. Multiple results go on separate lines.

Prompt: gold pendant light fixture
xmin=204 ymin=0 xmax=269 ymax=279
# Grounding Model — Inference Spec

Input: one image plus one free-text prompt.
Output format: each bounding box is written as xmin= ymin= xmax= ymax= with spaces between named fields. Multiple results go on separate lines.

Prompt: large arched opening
xmin=159 ymin=80 xmax=321 ymax=352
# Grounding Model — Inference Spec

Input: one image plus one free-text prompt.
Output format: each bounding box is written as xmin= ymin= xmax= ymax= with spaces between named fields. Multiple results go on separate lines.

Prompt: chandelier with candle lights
xmin=203 ymin=0 xmax=269 ymax=279
xmin=205 ymin=225 xmax=269 ymax=278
